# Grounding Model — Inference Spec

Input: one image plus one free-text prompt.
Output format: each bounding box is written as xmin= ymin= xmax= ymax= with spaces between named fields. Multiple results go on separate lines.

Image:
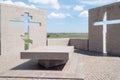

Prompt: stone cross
xmin=94 ymin=12 xmax=120 ymax=55
xmin=10 ymin=13 xmax=41 ymax=33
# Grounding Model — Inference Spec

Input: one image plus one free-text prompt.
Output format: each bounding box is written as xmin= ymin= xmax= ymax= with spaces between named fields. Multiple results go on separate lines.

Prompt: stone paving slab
xmin=77 ymin=51 xmax=120 ymax=80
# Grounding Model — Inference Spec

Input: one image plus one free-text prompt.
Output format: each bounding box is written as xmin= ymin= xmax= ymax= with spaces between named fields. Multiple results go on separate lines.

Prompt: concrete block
xmin=21 ymin=46 xmax=74 ymax=68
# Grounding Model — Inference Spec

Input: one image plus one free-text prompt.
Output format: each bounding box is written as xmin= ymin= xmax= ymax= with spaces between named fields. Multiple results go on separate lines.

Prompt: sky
xmin=0 ymin=0 xmax=120 ymax=33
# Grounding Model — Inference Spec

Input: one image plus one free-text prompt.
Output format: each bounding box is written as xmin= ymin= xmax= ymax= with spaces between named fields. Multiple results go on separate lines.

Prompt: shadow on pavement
xmin=11 ymin=60 xmax=65 ymax=71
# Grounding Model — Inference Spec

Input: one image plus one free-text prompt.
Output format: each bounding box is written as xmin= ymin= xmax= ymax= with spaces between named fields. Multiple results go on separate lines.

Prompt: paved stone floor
xmin=0 ymin=50 xmax=120 ymax=80
xmin=78 ymin=51 xmax=120 ymax=80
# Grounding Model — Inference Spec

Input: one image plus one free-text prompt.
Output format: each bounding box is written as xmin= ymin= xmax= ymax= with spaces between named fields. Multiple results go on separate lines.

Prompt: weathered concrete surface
xmin=69 ymin=39 xmax=88 ymax=50
xmin=0 ymin=4 xmax=24 ymax=55
xmin=48 ymin=38 xmax=88 ymax=51
xmin=107 ymin=24 xmax=120 ymax=56
xmin=29 ymin=10 xmax=46 ymax=49
xmin=47 ymin=38 xmax=70 ymax=46
xmin=107 ymin=2 xmax=120 ymax=56
xmin=21 ymin=46 xmax=74 ymax=68
xmin=89 ymin=7 xmax=104 ymax=53
xmin=0 ymin=4 xmax=46 ymax=55
xmin=89 ymin=2 xmax=120 ymax=56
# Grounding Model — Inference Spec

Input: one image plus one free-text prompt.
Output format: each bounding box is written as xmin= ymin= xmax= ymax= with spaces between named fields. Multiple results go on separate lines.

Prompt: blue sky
xmin=1 ymin=0 xmax=120 ymax=33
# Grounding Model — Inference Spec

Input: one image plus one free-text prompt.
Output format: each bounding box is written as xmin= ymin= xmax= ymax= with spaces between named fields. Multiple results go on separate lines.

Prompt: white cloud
xmin=48 ymin=12 xmax=71 ymax=19
xmin=80 ymin=0 xmax=119 ymax=5
xmin=79 ymin=10 xmax=88 ymax=17
xmin=73 ymin=5 xmax=84 ymax=11
xmin=1 ymin=0 xmax=37 ymax=9
xmin=29 ymin=0 xmax=60 ymax=9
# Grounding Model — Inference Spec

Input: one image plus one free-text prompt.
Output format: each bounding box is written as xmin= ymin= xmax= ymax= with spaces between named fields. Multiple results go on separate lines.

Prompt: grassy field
xmin=47 ymin=33 xmax=88 ymax=39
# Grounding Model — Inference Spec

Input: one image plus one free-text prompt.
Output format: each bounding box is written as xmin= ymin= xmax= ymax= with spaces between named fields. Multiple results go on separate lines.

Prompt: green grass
xmin=47 ymin=33 xmax=88 ymax=39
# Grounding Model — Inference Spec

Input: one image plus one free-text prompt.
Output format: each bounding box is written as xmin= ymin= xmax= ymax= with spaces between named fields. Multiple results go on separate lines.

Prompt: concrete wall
xmin=89 ymin=7 xmax=104 ymax=53
xmin=47 ymin=38 xmax=70 ymax=46
xmin=69 ymin=39 xmax=88 ymax=50
xmin=0 ymin=4 xmax=46 ymax=55
xmin=47 ymin=38 xmax=88 ymax=51
xmin=107 ymin=25 xmax=120 ymax=56
xmin=1 ymin=4 xmax=24 ymax=55
xmin=89 ymin=2 xmax=120 ymax=56
xmin=0 ymin=4 xmax=1 ymax=55
xmin=107 ymin=2 xmax=120 ymax=56
xmin=29 ymin=9 xmax=46 ymax=48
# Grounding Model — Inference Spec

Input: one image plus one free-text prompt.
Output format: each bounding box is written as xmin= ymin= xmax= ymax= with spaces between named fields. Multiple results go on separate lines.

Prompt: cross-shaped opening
xmin=94 ymin=12 xmax=120 ymax=56
xmin=10 ymin=12 xmax=41 ymax=33
xmin=10 ymin=12 xmax=41 ymax=50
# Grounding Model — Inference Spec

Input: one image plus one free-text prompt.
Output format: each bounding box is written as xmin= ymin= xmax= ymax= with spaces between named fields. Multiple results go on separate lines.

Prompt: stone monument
xmin=0 ymin=4 xmax=46 ymax=55
xmin=89 ymin=2 xmax=120 ymax=56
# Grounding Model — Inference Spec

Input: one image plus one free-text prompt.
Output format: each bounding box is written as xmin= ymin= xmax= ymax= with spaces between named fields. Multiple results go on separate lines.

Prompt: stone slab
xmin=21 ymin=46 xmax=74 ymax=60
xmin=21 ymin=46 xmax=74 ymax=68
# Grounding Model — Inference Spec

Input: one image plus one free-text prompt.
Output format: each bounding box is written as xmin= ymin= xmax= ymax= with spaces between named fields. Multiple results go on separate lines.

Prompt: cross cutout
xmin=10 ymin=12 xmax=41 ymax=33
xmin=94 ymin=12 xmax=120 ymax=55
xmin=10 ymin=12 xmax=41 ymax=50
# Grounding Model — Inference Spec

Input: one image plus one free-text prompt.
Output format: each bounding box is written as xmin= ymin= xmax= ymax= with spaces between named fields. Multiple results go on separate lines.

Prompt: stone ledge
xmin=21 ymin=46 xmax=74 ymax=68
